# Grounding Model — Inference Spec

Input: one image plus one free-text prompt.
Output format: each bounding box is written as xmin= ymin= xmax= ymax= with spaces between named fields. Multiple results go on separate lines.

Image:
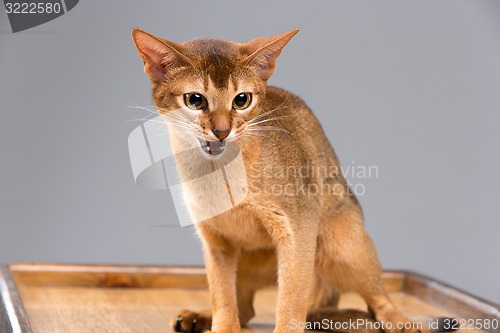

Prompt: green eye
xmin=232 ymin=92 xmax=252 ymax=110
xmin=184 ymin=93 xmax=207 ymax=110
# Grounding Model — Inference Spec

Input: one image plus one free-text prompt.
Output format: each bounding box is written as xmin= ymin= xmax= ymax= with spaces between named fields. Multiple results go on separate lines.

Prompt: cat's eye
xmin=232 ymin=93 xmax=252 ymax=110
xmin=184 ymin=93 xmax=207 ymax=110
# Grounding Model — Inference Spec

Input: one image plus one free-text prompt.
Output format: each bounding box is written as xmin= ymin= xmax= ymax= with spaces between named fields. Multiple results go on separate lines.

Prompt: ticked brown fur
xmin=132 ymin=28 xmax=428 ymax=333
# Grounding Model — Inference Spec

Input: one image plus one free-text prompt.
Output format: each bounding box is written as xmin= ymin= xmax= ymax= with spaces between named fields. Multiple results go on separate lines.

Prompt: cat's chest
xmin=169 ymin=133 xmax=249 ymax=224
xmin=201 ymin=207 xmax=274 ymax=250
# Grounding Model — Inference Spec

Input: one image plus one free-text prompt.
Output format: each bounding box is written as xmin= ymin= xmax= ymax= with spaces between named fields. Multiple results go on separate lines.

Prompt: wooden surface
xmin=3 ymin=264 xmax=499 ymax=333
xmin=14 ymin=287 xmax=459 ymax=333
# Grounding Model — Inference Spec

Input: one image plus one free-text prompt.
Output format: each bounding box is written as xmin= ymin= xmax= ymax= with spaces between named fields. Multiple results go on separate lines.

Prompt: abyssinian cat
xmin=131 ymin=28 xmax=431 ymax=333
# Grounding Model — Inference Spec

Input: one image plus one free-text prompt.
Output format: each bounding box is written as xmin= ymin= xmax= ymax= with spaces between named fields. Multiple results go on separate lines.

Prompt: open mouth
xmin=198 ymin=138 xmax=226 ymax=156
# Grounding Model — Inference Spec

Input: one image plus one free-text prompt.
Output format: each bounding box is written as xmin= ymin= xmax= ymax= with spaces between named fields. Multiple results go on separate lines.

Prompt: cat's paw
xmin=171 ymin=309 xmax=212 ymax=333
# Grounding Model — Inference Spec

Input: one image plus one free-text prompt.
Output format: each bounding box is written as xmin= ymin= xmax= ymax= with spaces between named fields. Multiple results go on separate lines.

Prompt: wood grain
xmin=4 ymin=264 xmax=499 ymax=333
xmin=11 ymin=263 xmax=208 ymax=289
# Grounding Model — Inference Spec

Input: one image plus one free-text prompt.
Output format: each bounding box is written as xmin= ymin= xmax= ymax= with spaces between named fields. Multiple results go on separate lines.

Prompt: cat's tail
xmin=306 ymin=308 xmax=458 ymax=333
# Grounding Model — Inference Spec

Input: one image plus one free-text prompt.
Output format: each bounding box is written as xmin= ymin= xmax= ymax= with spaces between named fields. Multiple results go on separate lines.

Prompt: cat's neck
xmin=167 ymin=125 xmax=248 ymax=223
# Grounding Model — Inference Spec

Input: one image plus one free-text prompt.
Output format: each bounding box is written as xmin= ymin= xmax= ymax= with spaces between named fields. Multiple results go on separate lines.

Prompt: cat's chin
xmin=198 ymin=138 xmax=226 ymax=156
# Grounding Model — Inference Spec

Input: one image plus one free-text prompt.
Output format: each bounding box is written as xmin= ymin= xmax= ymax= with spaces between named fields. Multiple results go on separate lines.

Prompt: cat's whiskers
xmin=125 ymin=104 xmax=168 ymax=124
xmin=242 ymin=102 xmax=293 ymax=139
xmin=246 ymin=102 xmax=289 ymax=125
xmin=237 ymin=131 xmax=272 ymax=140
xmin=163 ymin=121 xmax=195 ymax=132
xmin=245 ymin=125 xmax=292 ymax=135
xmin=149 ymin=131 xmax=168 ymax=140
xmin=126 ymin=104 xmax=192 ymax=122
xmin=126 ymin=104 xmax=159 ymax=115
xmin=160 ymin=113 xmax=190 ymax=123
xmin=146 ymin=122 xmax=197 ymax=140
xmin=164 ymin=122 xmax=193 ymax=131
xmin=125 ymin=118 xmax=191 ymax=131
xmin=246 ymin=116 xmax=289 ymax=128
xmin=126 ymin=99 xmax=291 ymax=147
xmin=125 ymin=116 xmax=157 ymax=123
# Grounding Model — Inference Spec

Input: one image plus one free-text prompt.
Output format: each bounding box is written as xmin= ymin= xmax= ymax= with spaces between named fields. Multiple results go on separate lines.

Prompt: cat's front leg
xmin=198 ymin=224 xmax=241 ymax=333
xmin=264 ymin=216 xmax=319 ymax=333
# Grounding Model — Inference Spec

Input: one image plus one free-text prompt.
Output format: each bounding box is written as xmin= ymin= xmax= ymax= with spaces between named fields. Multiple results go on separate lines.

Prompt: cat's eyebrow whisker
xmin=246 ymin=116 xmax=289 ymax=127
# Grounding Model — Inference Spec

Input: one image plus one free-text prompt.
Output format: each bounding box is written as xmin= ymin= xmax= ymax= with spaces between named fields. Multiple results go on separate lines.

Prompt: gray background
xmin=1 ymin=0 xmax=499 ymax=304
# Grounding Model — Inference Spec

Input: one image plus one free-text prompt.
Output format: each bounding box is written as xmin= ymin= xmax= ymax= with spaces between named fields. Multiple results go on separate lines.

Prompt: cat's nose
xmin=212 ymin=128 xmax=231 ymax=141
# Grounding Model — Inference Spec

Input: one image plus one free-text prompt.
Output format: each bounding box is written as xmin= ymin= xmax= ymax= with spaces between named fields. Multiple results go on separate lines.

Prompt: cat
xmin=131 ymin=28 xmax=430 ymax=333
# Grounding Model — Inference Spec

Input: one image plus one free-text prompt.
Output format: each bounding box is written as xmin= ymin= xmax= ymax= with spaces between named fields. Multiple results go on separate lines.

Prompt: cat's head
xmin=131 ymin=28 xmax=299 ymax=157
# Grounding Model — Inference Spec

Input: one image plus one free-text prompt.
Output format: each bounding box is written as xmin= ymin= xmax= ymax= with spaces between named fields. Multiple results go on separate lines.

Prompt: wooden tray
xmin=1 ymin=264 xmax=498 ymax=333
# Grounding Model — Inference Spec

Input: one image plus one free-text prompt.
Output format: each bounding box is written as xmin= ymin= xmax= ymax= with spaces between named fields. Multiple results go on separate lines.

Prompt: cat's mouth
xmin=198 ymin=138 xmax=226 ymax=156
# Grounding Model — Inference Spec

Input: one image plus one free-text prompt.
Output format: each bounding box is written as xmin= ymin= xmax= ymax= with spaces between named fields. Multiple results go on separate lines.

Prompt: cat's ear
xmin=131 ymin=28 xmax=191 ymax=82
xmin=240 ymin=28 xmax=300 ymax=81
